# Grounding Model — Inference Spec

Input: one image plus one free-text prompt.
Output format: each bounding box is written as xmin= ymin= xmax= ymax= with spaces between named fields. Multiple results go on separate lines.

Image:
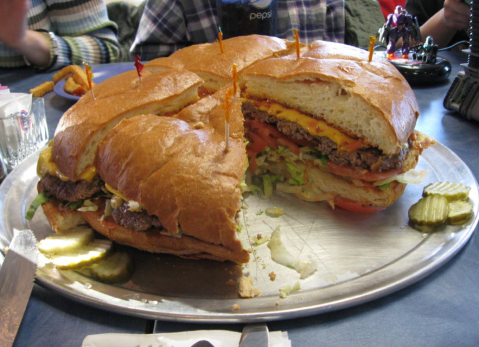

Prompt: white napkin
xmin=82 ymin=330 xmax=290 ymax=347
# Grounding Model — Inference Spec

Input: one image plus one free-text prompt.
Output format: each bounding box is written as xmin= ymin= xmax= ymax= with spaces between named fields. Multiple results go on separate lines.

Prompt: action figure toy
xmin=378 ymin=6 xmax=421 ymax=59
xmin=412 ymin=36 xmax=439 ymax=64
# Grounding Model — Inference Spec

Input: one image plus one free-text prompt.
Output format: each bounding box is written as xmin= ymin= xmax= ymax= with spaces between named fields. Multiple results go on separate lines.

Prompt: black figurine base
xmin=374 ymin=52 xmax=452 ymax=86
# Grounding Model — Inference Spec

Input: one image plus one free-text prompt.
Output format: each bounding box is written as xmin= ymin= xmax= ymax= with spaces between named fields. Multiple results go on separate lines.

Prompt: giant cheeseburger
xmin=33 ymin=36 xmax=434 ymax=264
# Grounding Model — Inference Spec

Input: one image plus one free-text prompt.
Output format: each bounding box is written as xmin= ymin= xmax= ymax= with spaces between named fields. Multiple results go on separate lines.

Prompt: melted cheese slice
xmin=254 ymin=100 xmax=363 ymax=151
xmin=104 ymin=183 xmax=126 ymax=201
xmin=37 ymin=142 xmax=96 ymax=182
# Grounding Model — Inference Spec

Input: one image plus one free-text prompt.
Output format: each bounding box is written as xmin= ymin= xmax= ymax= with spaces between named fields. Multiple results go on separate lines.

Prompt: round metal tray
xmin=0 ymin=143 xmax=477 ymax=323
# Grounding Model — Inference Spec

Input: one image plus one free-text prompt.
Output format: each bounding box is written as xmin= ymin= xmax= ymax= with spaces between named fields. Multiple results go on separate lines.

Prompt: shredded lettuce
xmin=25 ymin=192 xmax=51 ymax=220
xmin=251 ymin=234 xmax=271 ymax=246
xmin=286 ymin=163 xmax=305 ymax=186
xmin=378 ymin=183 xmax=390 ymax=190
xmin=77 ymin=199 xmax=98 ymax=212
xmin=279 ymin=281 xmax=301 ymax=298
xmin=66 ymin=200 xmax=84 ymax=210
xmin=100 ymin=199 xmax=114 ymax=221
xmin=276 ymin=182 xmax=334 ymax=202
xmin=262 ymin=175 xmax=273 ymax=199
xmin=249 ymin=184 xmax=262 ymax=194
xmin=265 ymin=207 xmax=285 ymax=217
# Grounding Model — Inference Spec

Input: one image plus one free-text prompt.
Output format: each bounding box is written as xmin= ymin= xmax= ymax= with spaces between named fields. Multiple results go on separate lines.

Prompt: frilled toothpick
xmin=223 ymin=88 xmax=233 ymax=152
xmin=82 ymin=62 xmax=95 ymax=100
xmin=232 ymin=63 xmax=238 ymax=96
xmin=293 ymin=29 xmax=300 ymax=59
xmin=134 ymin=55 xmax=144 ymax=85
xmin=218 ymin=30 xmax=225 ymax=53
xmin=368 ymin=36 xmax=376 ymax=63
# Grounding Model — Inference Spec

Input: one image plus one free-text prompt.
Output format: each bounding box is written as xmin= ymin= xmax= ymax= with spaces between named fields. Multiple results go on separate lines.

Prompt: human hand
xmin=443 ymin=0 xmax=470 ymax=31
xmin=0 ymin=0 xmax=30 ymax=49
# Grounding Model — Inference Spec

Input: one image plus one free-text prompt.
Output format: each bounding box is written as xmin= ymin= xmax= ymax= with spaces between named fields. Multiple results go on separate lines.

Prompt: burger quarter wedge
xmin=240 ymin=40 xmax=435 ymax=212
xmin=39 ymin=84 xmax=250 ymax=263
xmin=36 ymin=68 xmax=203 ymax=233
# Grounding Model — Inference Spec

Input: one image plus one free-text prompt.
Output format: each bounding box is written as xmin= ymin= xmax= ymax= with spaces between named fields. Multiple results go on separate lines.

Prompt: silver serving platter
xmin=0 ymin=143 xmax=477 ymax=323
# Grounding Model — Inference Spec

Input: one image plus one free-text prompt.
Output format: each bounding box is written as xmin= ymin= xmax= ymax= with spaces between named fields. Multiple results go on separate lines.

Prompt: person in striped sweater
xmin=0 ymin=0 xmax=120 ymax=71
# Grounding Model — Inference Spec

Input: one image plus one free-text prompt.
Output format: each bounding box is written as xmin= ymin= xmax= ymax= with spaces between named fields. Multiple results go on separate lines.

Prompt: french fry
xmin=29 ymin=81 xmax=54 ymax=97
xmin=52 ymin=65 xmax=90 ymax=90
xmin=64 ymin=76 xmax=85 ymax=96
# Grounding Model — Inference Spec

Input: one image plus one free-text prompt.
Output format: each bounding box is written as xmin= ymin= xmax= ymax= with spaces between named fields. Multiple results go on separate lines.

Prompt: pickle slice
xmin=83 ymin=251 xmax=134 ymax=284
xmin=410 ymin=224 xmax=436 ymax=233
xmin=447 ymin=200 xmax=473 ymax=225
xmin=51 ymin=239 xmax=112 ymax=270
xmin=408 ymin=194 xmax=449 ymax=229
xmin=38 ymin=226 xmax=94 ymax=256
xmin=423 ymin=182 xmax=471 ymax=201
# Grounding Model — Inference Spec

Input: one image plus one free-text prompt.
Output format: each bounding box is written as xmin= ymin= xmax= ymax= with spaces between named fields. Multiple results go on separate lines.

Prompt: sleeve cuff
xmin=23 ymin=30 xmax=58 ymax=72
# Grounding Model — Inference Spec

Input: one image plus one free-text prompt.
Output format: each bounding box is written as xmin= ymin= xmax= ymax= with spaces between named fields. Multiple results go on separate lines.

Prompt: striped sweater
xmin=0 ymin=0 xmax=120 ymax=71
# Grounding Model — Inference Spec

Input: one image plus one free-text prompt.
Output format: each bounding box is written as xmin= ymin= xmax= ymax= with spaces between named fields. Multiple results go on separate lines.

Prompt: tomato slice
xmin=247 ymin=131 xmax=267 ymax=155
xmin=277 ymin=137 xmax=301 ymax=155
xmin=334 ymin=197 xmax=386 ymax=213
xmin=99 ymin=215 xmax=119 ymax=229
xmin=248 ymin=156 xmax=258 ymax=172
xmin=326 ymin=161 xmax=401 ymax=182
xmin=246 ymin=119 xmax=285 ymax=139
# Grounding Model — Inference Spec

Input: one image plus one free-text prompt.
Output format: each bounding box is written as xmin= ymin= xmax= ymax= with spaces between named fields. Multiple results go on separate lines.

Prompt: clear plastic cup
xmin=0 ymin=96 xmax=49 ymax=172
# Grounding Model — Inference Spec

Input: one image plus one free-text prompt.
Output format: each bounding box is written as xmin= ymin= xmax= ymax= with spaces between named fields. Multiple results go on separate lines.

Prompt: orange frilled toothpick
xmin=368 ymin=36 xmax=376 ymax=63
xmin=218 ymin=30 xmax=225 ymax=53
xmin=293 ymin=29 xmax=300 ymax=59
xmin=82 ymin=62 xmax=95 ymax=100
xmin=232 ymin=63 xmax=238 ymax=96
xmin=223 ymin=88 xmax=233 ymax=152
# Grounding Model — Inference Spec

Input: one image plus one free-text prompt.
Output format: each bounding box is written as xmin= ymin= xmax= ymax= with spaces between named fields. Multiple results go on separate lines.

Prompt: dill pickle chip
xmin=51 ymin=239 xmax=112 ymax=270
xmin=423 ymin=182 xmax=471 ymax=201
xmin=447 ymin=200 xmax=473 ymax=225
xmin=85 ymin=251 xmax=134 ymax=284
xmin=408 ymin=194 xmax=449 ymax=229
xmin=410 ymin=224 xmax=436 ymax=233
xmin=38 ymin=226 xmax=94 ymax=256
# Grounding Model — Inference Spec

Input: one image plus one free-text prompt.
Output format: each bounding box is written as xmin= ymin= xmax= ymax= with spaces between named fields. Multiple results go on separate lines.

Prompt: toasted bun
xmin=95 ymin=86 xmax=248 ymax=260
xmin=40 ymin=198 xmax=248 ymax=263
xmin=83 ymin=210 xmax=249 ymax=263
xmin=145 ymin=35 xmax=296 ymax=94
xmin=53 ymin=69 xmax=203 ymax=181
xmin=265 ymin=160 xmax=405 ymax=208
xmin=41 ymin=199 xmax=88 ymax=233
xmin=263 ymin=140 xmax=428 ymax=208
xmin=240 ymin=40 xmax=419 ymax=155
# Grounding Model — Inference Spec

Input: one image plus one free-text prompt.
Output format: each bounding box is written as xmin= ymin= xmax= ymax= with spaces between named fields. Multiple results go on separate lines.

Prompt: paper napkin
xmin=82 ymin=329 xmax=291 ymax=347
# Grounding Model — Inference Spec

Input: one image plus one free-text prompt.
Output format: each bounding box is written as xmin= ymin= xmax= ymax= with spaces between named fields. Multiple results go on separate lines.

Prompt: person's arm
xmin=0 ymin=0 xmax=51 ymax=67
xmin=418 ymin=0 xmax=469 ymax=47
xmin=46 ymin=0 xmax=121 ymax=69
xmin=0 ymin=0 xmax=120 ymax=70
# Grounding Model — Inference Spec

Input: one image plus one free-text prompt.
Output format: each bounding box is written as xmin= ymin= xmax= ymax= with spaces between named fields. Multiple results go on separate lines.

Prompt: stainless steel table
xmin=1 ymin=50 xmax=478 ymax=347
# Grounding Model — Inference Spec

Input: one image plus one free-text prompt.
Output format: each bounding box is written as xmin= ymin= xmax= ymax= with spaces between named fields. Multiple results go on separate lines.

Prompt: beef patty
xmin=242 ymin=102 xmax=409 ymax=172
xmin=39 ymin=173 xmax=103 ymax=202
xmin=112 ymin=201 xmax=163 ymax=231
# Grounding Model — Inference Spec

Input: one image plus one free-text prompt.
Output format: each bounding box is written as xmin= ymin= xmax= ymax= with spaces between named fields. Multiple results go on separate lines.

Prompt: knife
xmin=239 ymin=324 xmax=270 ymax=347
xmin=0 ymin=229 xmax=38 ymax=347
